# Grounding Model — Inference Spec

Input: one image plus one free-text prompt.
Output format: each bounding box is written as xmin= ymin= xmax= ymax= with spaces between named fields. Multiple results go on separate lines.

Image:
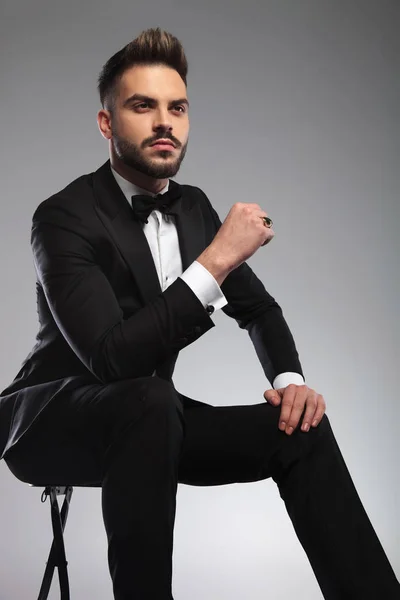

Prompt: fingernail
xmin=287 ymin=426 xmax=293 ymax=435
xmin=303 ymin=423 xmax=309 ymax=432
xmin=280 ymin=421 xmax=286 ymax=430
xmin=312 ymin=419 xmax=318 ymax=427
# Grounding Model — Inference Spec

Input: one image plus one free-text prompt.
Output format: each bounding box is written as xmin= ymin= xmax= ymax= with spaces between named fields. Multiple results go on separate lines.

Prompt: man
xmin=0 ymin=27 xmax=398 ymax=600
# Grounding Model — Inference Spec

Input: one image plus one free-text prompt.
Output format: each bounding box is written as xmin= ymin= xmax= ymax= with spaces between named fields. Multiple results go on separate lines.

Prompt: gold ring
xmin=262 ymin=216 xmax=273 ymax=228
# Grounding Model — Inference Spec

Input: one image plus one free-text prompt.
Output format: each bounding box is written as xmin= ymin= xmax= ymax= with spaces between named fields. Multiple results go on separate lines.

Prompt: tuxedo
xmin=1 ymin=159 xmax=399 ymax=600
xmin=109 ymin=163 xmax=229 ymax=316
xmin=0 ymin=159 xmax=303 ymax=461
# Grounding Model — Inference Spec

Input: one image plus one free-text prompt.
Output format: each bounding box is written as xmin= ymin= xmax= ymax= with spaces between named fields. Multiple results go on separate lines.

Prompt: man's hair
xmin=97 ymin=27 xmax=188 ymax=113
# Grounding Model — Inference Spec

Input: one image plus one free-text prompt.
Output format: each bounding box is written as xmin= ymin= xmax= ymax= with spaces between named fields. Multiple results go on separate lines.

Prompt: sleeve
xmin=31 ymin=214 xmax=215 ymax=383
xmin=196 ymin=188 xmax=305 ymax=385
xmin=179 ymin=260 xmax=228 ymax=313
xmin=272 ymin=372 xmax=305 ymax=390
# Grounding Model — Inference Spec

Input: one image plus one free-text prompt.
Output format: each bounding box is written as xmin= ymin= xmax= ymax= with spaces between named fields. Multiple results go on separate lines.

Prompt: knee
xmin=111 ymin=376 xmax=183 ymax=423
xmin=141 ymin=376 xmax=182 ymax=414
xmin=141 ymin=375 xmax=175 ymax=397
xmin=294 ymin=411 xmax=338 ymax=463
xmin=309 ymin=411 xmax=336 ymax=448
xmin=296 ymin=410 xmax=332 ymax=444
xmin=273 ymin=410 xmax=332 ymax=474
xmin=103 ymin=376 xmax=184 ymax=447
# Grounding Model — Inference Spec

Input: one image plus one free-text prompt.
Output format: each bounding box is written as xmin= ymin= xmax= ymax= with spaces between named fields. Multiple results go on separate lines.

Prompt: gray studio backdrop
xmin=1 ymin=1 xmax=399 ymax=599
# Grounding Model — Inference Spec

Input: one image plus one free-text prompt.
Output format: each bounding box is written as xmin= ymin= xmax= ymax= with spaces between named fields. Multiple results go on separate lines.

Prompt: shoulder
xmin=178 ymin=182 xmax=216 ymax=214
xmin=179 ymin=182 xmax=223 ymax=227
xmin=180 ymin=182 xmax=208 ymax=199
xmin=32 ymin=170 xmax=95 ymax=223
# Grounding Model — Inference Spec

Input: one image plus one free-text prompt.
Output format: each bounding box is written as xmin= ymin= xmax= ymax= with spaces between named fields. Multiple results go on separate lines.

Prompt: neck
xmin=110 ymin=155 xmax=168 ymax=195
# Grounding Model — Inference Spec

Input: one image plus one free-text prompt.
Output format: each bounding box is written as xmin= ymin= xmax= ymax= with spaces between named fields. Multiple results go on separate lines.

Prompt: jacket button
xmin=206 ymin=305 xmax=214 ymax=314
xmin=179 ymin=337 xmax=188 ymax=344
xmin=194 ymin=326 xmax=201 ymax=334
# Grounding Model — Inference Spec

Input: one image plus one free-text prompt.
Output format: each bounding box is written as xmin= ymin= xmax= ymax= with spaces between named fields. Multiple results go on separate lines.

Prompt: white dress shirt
xmin=111 ymin=166 xmax=304 ymax=390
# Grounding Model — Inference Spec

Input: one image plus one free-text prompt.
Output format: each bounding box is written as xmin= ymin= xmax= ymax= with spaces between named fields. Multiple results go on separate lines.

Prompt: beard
xmin=111 ymin=127 xmax=188 ymax=179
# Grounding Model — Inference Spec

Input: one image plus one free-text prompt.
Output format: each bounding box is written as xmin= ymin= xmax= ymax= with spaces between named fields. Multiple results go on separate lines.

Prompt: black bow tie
xmin=131 ymin=182 xmax=182 ymax=224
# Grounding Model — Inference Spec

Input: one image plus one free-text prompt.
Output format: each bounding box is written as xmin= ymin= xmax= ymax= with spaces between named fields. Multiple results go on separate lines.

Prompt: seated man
xmin=1 ymin=27 xmax=399 ymax=600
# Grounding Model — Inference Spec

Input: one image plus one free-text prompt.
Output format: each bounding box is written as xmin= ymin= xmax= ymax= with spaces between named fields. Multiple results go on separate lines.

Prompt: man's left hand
xmin=264 ymin=384 xmax=326 ymax=435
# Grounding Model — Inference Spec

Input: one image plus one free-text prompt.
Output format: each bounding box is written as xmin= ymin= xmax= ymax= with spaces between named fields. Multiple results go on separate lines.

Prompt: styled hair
xmin=97 ymin=27 xmax=188 ymax=112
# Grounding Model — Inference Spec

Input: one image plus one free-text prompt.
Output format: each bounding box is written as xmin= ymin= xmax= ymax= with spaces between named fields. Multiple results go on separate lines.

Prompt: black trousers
xmin=4 ymin=376 xmax=400 ymax=600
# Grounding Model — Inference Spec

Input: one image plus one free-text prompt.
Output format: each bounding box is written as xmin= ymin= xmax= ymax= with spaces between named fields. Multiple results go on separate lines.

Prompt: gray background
xmin=0 ymin=1 xmax=399 ymax=598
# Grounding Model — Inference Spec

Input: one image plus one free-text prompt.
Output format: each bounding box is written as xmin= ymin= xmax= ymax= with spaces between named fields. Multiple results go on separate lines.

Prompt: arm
xmin=196 ymin=189 xmax=305 ymax=387
xmin=31 ymin=209 xmax=215 ymax=384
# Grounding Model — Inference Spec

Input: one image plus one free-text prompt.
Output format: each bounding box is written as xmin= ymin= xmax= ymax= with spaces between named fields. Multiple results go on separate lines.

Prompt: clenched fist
xmin=197 ymin=202 xmax=274 ymax=285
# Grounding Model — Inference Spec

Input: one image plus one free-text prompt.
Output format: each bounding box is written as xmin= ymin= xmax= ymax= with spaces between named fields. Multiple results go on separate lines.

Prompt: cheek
xmin=119 ymin=113 xmax=149 ymax=140
xmin=177 ymin=120 xmax=189 ymax=143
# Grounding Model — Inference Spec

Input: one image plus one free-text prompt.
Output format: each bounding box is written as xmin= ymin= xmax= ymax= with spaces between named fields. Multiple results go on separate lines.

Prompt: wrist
xmin=196 ymin=246 xmax=232 ymax=286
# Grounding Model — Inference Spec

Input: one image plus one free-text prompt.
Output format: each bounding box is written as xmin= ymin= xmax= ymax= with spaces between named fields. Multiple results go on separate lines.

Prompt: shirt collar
xmin=110 ymin=164 xmax=170 ymax=206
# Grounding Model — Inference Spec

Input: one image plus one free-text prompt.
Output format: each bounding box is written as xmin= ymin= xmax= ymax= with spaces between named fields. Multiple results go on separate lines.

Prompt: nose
xmin=152 ymin=104 xmax=173 ymax=131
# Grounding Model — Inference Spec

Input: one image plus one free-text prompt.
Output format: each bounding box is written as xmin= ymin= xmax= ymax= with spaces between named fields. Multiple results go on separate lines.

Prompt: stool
xmin=30 ymin=484 xmax=74 ymax=600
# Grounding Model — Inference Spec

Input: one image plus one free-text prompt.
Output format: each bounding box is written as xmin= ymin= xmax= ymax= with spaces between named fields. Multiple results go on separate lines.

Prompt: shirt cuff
xmin=273 ymin=372 xmax=305 ymax=390
xmin=179 ymin=261 xmax=228 ymax=313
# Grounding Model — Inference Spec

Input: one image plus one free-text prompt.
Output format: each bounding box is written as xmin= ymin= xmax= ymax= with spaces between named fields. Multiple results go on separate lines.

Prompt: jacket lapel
xmin=167 ymin=177 xmax=208 ymax=272
xmin=92 ymin=160 xmax=207 ymax=305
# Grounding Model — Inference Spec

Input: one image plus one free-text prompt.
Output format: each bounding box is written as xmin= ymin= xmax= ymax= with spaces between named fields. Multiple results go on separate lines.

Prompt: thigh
xmin=178 ymin=391 xmax=299 ymax=486
xmin=4 ymin=376 xmax=157 ymax=486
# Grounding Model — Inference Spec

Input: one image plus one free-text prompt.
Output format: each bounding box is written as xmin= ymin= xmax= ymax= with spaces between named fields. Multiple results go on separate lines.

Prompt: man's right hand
xmin=197 ymin=202 xmax=275 ymax=285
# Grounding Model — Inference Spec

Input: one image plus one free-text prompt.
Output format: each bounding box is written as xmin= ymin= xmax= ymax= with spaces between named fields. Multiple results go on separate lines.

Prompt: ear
xmin=97 ymin=109 xmax=112 ymax=140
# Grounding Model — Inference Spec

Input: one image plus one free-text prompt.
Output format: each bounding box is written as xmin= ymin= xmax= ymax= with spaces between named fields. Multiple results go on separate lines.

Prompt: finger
xmin=241 ymin=204 xmax=268 ymax=215
xmin=310 ymin=395 xmax=327 ymax=428
xmin=261 ymin=235 xmax=274 ymax=247
xmin=261 ymin=222 xmax=275 ymax=247
xmin=285 ymin=386 xmax=309 ymax=435
xmin=261 ymin=227 xmax=275 ymax=245
xmin=264 ymin=390 xmax=281 ymax=405
xmin=300 ymin=391 xmax=319 ymax=432
xmin=238 ymin=203 xmax=264 ymax=211
xmin=279 ymin=385 xmax=297 ymax=431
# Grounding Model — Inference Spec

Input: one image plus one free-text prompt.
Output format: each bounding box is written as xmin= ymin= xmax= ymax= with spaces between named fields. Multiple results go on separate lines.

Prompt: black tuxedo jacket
xmin=0 ymin=159 xmax=304 ymax=460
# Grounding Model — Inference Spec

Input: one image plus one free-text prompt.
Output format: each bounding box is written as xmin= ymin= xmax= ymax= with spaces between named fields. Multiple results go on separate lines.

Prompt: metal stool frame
xmin=31 ymin=485 xmax=74 ymax=600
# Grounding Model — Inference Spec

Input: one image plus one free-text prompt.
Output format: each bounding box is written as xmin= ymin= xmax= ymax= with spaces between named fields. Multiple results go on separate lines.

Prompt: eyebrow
xmin=123 ymin=93 xmax=190 ymax=108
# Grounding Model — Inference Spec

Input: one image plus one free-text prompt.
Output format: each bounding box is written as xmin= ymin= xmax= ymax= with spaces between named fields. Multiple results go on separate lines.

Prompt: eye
xmin=174 ymin=105 xmax=186 ymax=113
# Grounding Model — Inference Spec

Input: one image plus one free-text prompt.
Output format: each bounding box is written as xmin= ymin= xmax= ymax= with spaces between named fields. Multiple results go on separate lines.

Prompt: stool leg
xmin=37 ymin=486 xmax=73 ymax=600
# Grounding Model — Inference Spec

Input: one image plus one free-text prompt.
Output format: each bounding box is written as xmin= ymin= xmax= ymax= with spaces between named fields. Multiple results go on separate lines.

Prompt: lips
xmin=150 ymin=140 xmax=176 ymax=148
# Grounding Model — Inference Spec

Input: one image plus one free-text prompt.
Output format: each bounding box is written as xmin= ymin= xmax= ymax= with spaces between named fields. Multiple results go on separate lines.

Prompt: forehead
xmin=118 ymin=64 xmax=187 ymax=102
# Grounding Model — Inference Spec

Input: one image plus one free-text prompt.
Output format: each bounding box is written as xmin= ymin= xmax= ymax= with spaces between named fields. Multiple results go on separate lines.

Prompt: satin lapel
xmin=92 ymin=160 xmax=161 ymax=305
xmin=92 ymin=160 xmax=207 ymax=305
xmin=167 ymin=179 xmax=208 ymax=271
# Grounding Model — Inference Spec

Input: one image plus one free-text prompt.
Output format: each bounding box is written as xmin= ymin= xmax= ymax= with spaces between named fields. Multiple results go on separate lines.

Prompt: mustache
xmin=145 ymin=134 xmax=181 ymax=148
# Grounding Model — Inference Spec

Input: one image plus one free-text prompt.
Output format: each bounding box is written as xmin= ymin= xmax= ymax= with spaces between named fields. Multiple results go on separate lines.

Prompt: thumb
xmin=264 ymin=389 xmax=281 ymax=405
